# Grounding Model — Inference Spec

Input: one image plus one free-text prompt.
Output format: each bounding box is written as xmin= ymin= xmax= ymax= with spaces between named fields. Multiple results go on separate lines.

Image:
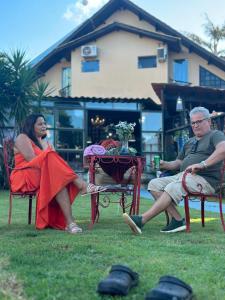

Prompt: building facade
xmin=34 ymin=0 xmax=225 ymax=172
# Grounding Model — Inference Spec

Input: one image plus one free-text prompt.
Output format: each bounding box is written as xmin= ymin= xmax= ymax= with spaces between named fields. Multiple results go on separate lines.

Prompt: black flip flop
xmin=145 ymin=275 xmax=194 ymax=300
xmin=97 ymin=264 xmax=139 ymax=296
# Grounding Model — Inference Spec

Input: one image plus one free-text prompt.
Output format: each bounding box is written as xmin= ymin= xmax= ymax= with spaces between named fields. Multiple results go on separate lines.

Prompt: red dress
xmin=10 ymin=141 xmax=79 ymax=230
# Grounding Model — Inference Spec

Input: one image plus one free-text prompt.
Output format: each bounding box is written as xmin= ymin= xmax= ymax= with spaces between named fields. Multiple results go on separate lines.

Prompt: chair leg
xmin=95 ymin=194 xmax=100 ymax=223
xmin=121 ymin=193 xmax=125 ymax=213
xmin=201 ymin=197 xmax=205 ymax=227
xmin=28 ymin=196 xmax=33 ymax=225
xmin=219 ymin=196 xmax=225 ymax=232
xmin=184 ymin=196 xmax=191 ymax=232
xmin=8 ymin=193 xmax=13 ymax=224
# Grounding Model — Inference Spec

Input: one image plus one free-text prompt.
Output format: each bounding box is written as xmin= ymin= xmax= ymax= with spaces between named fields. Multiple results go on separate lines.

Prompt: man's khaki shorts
xmin=148 ymin=171 xmax=215 ymax=204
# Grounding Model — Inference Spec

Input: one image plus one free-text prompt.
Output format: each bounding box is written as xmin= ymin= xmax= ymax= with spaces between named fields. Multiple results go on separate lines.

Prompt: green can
xmin=154 ymin=155 xmax=160 ymax=170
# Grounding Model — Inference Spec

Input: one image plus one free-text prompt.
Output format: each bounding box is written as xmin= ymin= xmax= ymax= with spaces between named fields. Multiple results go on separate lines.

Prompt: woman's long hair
xmin=21 ymin=114 xmax=46 ymax=149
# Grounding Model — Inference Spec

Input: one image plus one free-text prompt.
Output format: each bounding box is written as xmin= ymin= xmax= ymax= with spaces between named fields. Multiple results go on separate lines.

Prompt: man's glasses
xmin=190 ymin=139 xmax=199 ymax=154
xmin=191 ymin=118 xmax=209 ymax=126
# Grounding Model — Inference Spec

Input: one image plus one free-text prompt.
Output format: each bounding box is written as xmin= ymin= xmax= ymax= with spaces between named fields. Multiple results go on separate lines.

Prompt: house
xmin=34 ymin=0 xmax=225 ymax=172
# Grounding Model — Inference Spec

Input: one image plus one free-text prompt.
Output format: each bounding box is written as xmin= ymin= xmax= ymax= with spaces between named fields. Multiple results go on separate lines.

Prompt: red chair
xmin=182 ymin=163 xmax=225 ymax=232
xmin=3 ymin=139 xmax=36 ymax=225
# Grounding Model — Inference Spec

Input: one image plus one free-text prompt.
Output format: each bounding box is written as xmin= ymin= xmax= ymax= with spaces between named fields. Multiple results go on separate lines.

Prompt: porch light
xmin=91 ymin=115 xmax=105 ymax=126
xmin=176 ymin=96 xmax=183 ymax=112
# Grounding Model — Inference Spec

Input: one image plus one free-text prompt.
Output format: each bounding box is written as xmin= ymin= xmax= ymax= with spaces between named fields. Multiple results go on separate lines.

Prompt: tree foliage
xmin=0 ymin=49 xmax=52 ymax=139
xmin=184 ymin=14 xmax=225 ymax=56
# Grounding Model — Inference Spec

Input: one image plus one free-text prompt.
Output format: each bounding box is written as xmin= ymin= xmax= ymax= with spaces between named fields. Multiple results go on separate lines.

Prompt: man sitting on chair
xmin=123 ymin=106 xmax=225 ymax=234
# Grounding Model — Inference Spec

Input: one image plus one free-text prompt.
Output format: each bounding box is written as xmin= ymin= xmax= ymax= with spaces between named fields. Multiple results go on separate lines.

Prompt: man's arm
xmin=187 ymin=141 xmax=225 ymax=174
xmin=204 ymin=141 xmax=225 ymax=167
xmin=160 ymin=159 xmax=182 ymax=171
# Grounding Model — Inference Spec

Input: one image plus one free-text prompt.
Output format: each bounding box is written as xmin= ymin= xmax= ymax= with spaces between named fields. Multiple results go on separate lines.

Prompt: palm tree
xmin=0 ymin=49 xmax=53 ymax=137
xmin=0 ymin=53 xmax=11 ymax=127
xmin=32 ymin=80 xmax=55 ymax=113
xmin=4 ymin=50 xmax=38 ymax=134
xmin=185 ymin=14 xmax=225 ymax=56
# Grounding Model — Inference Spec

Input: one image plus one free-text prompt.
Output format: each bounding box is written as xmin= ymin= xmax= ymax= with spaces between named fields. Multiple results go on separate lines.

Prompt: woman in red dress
xmin=10 ymin=114 xmax=106 ymax=234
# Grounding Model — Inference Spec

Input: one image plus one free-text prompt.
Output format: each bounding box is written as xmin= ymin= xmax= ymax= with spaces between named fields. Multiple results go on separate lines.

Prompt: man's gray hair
xmin=189 ymin=107 xmax=210 ymax=119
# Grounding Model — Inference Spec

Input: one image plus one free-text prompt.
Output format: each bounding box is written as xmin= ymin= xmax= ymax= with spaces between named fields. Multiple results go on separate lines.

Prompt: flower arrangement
xmin=115 ymin=121 xmax=136 ymax=141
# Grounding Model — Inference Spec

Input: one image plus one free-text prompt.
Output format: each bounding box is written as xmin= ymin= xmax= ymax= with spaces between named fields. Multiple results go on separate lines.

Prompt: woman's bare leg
xmin=73 ymin=177 xmax=104 ymax=194
xmin=73 ymin=178 xmax=87 ymax=194
xmin=55 ymin=187 xmax=74 ymax=225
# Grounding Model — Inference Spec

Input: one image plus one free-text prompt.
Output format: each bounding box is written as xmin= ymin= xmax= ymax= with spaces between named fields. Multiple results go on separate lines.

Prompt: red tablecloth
xmin=98 ymin=156 xmax=135 ymax=183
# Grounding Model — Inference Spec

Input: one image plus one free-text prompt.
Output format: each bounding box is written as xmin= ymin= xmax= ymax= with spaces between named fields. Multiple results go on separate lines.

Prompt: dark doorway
xmin=87 ymin=110 xmax=141 ymax=154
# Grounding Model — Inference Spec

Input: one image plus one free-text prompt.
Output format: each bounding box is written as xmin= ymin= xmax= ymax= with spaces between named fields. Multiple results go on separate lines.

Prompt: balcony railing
xmin=59 ymin=85 xmax=71 ymax=97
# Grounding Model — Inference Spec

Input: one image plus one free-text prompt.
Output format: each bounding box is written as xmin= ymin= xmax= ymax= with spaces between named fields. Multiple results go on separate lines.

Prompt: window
xmin=141 ymin=111 xmax=163 ymax=173
xmin=56 ymin=130 xmax=83 ymax=150
xmin=142 ymin=132 xmax=162 ymax=152
xmin=61 ymin=67 xmax=71 ymax=96
xmin=199 ymin=66 xmax=225 ymax=88
xmin=58 ymin=110 xmax=84 ymax=129
xmin=142 ymin=112 xmax=162 ymax=131
xmin=82 ymin=60 xmax=99 ymax=72
xmin=173 ymin=59 xmax=188 ymax=84
xmin=46 ymin=129 xmax=54 ymax=145
xmin=56 ymin=109 xmax=84 ymax=150
xmin=138 ymin=56 xmax=157 ymax=69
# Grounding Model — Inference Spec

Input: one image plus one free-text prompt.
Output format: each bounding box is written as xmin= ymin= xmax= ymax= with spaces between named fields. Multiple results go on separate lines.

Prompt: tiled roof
xmin=33 ymin=0 xmax=225 ymax=73
xmin=46 ymin=95 xmax=161 ymax=109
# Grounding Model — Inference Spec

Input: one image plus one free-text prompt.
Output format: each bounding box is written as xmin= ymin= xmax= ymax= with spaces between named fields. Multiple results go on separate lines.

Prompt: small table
xmin=86 ymin=155 xmax=145 ymax=226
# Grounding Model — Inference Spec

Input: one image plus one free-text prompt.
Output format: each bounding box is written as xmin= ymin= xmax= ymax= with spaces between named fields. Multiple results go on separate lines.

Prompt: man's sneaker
xmin=160 ymin=217 xmax=186 ymax=233
xmin=123 ymin=213 xmax=143 ymax=235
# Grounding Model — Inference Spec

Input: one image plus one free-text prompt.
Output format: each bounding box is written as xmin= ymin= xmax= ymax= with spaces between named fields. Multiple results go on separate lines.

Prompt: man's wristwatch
xmin=200 ymin=160 xmax=207 ymax=168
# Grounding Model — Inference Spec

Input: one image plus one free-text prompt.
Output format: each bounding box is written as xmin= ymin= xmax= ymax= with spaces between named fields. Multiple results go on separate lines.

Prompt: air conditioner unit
xmin=81 ymin=45 xmax=98 ymax=58
xmin=157 ymin=47 xmax=167 ymax=62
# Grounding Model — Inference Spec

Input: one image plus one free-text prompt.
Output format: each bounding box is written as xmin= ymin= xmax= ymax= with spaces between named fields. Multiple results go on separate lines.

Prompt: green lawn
xmin=0 ymin=190 xmax=225 ymax=300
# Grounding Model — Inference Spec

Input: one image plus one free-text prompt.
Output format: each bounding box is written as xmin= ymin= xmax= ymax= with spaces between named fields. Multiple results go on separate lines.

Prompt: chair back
xmin=3 ymin=139 xmax=15 ymax=190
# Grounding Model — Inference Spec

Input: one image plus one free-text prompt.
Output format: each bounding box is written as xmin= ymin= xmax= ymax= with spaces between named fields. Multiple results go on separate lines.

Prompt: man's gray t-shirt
xmin=177 ymin=130 xmax=225 ymax=188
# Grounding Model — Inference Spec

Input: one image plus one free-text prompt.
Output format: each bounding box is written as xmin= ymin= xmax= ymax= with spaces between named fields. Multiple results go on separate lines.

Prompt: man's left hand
xmin=185 ymin=163 xmax=204 ymax=174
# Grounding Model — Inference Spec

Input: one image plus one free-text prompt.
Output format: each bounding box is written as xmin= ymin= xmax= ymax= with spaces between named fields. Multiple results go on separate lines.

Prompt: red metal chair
xmin=3 ymin=139 xmax=36 ymax=225
xmin=182 ymin=163 xmax=225 ymax=232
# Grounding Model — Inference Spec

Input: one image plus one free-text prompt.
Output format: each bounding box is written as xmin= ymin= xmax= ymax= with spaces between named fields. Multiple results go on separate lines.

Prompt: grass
xmin=0 ymin=190 xmax=225 ymax=300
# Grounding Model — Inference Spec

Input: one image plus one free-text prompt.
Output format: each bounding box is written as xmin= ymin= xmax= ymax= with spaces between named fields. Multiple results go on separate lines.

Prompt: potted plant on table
xmin=115 ymin=121 xmax=136 ymax=155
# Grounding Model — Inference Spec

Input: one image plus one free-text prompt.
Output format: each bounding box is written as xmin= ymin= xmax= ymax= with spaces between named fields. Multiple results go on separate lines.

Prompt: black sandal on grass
xmin=145 ymin=275 xmax=194 ymax=300
xmin=97 ymin=264 xmax=139 ymax=296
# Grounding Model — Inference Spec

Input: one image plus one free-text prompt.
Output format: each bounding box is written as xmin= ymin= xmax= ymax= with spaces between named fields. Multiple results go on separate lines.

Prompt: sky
xmin=1 ymin=0 xmax=225 ymax=61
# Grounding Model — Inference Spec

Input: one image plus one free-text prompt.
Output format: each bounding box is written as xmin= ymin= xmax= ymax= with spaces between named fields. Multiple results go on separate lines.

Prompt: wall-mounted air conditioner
xmin=157 ymin=47 xmax=167 ymax=62
xmin=81 ymin=45 xmax=98 ymax=58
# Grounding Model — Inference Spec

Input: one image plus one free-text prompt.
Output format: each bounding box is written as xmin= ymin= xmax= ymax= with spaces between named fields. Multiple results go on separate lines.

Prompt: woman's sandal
xmin=81 ymin=183 xmax=107 ymax=196
xmin=65 ymin=222 xmax=83 ymax=234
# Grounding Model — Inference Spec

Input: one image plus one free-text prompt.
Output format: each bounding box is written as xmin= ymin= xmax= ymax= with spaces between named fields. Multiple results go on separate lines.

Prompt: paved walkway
xmin=140 ymin=189 xmax=225 ymax=213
